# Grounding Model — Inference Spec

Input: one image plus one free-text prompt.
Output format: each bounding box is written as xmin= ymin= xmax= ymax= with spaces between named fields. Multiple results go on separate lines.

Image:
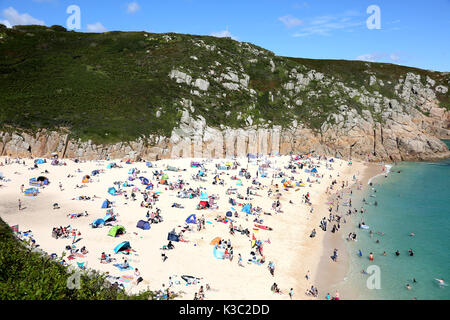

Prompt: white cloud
xmin=293 ymin=2 xmax=309 ymax=9
xmin=278 ymin=15 xmax=303 ymax=28
xmin=356 ymin=53 xmax=386 ymax=62
xmin=127 ymin=2 xmax=140 ymax=14
xmin=390 ymin=53 xmax=401 ymax=62
xmin=293 ymin=20 xmax=364 ymax=37
xmin=356 ymin=52 xmax=403 ymax=63
xmin=0 ymin=6 xmax=45 ymax=27
xmin=0 ymin=20 xmax=12 ymax=28
xmin=87 ymin=22 xmax=107 ymax=33
xmin=211 ymin=29 xmax=238 ymax=40
xmin=291 ymin=11 xmax=365 ymax=37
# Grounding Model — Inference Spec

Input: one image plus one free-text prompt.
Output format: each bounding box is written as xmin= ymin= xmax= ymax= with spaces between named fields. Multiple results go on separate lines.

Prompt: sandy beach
xmin=0 ymin=154 xmax=372 ymax=300
xmin=313 ymin=162 xmax=383 ymax=299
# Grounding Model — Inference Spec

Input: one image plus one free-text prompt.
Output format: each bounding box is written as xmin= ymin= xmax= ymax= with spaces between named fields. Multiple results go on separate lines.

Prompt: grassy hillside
xmin=0 ymin=216 xmax=155 ymax=299
xmin=0 ymin=24 xmax=448 ymax=145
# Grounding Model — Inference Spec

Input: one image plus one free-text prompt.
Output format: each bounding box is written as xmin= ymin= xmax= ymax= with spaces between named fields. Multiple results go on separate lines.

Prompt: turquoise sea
xmin=336 ymin=140 xmax=450 ymax=300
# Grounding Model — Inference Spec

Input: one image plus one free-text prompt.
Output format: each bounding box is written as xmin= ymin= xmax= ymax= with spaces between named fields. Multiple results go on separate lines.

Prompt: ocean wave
xmin=368 ymin=164 xmax=391 ymax=185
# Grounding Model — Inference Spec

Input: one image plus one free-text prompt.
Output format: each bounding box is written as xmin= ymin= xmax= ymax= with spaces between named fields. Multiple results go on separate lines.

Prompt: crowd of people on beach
xmin=3 ymin=152 xmax=389 ymax=301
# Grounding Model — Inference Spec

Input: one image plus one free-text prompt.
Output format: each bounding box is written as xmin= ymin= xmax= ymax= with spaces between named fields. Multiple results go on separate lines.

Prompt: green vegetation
xmin=0 ymin=24 xmax=448 ymax=144
xmin=0 ymin=217 xmax=155 ymax=299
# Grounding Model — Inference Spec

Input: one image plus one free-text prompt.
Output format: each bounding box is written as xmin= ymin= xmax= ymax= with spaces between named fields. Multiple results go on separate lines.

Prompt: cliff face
xmin=1 ymin=98 xmax=449 ymax=161
xmin=0 ymin=26 xmax=449 ymax=161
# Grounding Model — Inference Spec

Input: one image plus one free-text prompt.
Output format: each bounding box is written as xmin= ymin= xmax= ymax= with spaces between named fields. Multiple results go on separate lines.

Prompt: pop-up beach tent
xmin=37 ymin=176 xmax=49 ymax=185
xmin=91 ymin=170 xmax=100 ymax=176
xmin=200 ymin=191 xmax=208 ymax=200
xmin=108 ymin=225 xmax=126 ymax=237
xmin=107 ymin=163 xmax=116 ymax=169
xmin=101 ymin=199 xmax=111 ymax=209
xmin=185 ymin=214 xmax=196 ymax=224
xmin=114 ymin=241 xmax=130 ymax=254
xmin=136 ymin=220 xmax=150 ymax=230
xmin=167 ymin=231 xmax=179 ymax=242
xmin=108 ymin=187 xmax=118 ymax=195
xmin=197 ymin=201 xmax=209 ymax=209
xmin=210 ymin=237 xmax=221 ymax=246
xmin=139 ymin=177 xmax=149 ymax=185
xmin=241 ymin=204 xmax=252 ymax=214
xmin=82 ymin=175 xmax=90 ymax=183
xmin=213 ymin=245 xmax=225 ymax=259
xmin=29 ymin=178 xmax=40 ymax=186
xmin=103 ymin=213 xmax=115 ymax=222
xmin=311 ymin=168 xmax=318 ymax=173
xmin=160 ymin=173 xmax=169 ymax=185
xmin=35 ymin=159 xmax=45 ymax=164
xmin=24 ymin=187 xmax=39 ymax=197
xmin=92 ymin=218 xmax=105 ymax=228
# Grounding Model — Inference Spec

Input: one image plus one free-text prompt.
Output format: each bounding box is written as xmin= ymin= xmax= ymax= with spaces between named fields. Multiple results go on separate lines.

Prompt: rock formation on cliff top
xmin=0 ymin=25 xmax=449 ymax=161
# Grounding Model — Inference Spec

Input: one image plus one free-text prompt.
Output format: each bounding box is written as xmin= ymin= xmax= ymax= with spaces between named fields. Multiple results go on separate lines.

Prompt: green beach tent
xmin=108 ymin=225 xmax=126 ymax=237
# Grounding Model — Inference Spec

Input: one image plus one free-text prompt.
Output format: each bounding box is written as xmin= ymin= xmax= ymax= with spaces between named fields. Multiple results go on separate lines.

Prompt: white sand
xmin=0 ymin=155 xmax=367 ymax=300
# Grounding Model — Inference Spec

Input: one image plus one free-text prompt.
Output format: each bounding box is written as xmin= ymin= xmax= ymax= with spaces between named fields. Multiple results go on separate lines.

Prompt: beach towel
xmin=118 ymin=275 xmax=134 ymax=283
xmin=113 ymin=263 xmax=133 ymax=271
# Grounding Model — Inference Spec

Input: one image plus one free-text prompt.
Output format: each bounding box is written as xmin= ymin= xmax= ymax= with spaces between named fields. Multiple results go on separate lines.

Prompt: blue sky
xmin=1 ymin=0 xmax=449 ymax=71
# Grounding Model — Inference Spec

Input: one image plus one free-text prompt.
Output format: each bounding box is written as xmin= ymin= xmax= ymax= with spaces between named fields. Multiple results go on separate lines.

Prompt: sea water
xmin=337 ymin=141 xmax=450 ymax=300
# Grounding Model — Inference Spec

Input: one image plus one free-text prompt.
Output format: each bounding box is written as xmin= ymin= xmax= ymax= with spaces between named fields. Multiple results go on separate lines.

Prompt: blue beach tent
xmin=114 ymin=241 xmax=130 ymax=254
xmin=241 ymin=204 xmax=252 ymax=214
xmin=136 ymin=220 xmax=151 ymax=230
xmin=29 ymin=178 xmax=40 ymax=186
xmin=108 ymin=187 xmax=117 ymax=195
xmin=186 ymin=214 xmax=196 ymax=224
xmin=92 ymin=219 xmax=105 ymax=228
xmin=101 ymin=200 xmax=111 ymax=209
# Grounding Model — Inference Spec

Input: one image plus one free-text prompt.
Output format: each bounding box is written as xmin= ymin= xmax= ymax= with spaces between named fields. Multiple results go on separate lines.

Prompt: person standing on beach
xmin=18 ymin=199 xmax=21 ymax=211
xmin=289 ymin=288 xmax=294 ymax=300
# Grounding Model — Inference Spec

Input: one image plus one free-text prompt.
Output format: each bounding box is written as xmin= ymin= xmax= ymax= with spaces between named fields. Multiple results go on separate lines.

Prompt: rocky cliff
xmin=0 ymin=25 xmax=449 ymax=161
